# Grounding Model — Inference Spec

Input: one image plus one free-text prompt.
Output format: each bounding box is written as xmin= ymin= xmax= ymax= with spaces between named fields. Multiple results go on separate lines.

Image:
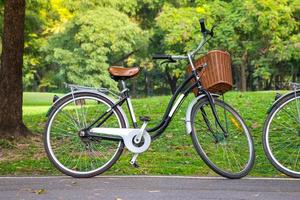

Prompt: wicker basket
xmin=187 ymin=50 xmax=233 ymax=95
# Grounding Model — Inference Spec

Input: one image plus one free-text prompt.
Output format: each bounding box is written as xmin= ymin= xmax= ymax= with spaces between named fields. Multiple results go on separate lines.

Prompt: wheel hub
xmin=214 ymin=133 xmax=226 ymax=144
xmin=79 ymin=130 xmax=86 ymax=137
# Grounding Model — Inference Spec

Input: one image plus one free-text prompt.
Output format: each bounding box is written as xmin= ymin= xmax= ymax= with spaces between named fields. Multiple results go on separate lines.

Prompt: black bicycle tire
xmin=190 ymin=97 xmax=255 ymax=179
xmin=262 ymin=91 xmax=300 ymax=178
xmin=44 ymin=92 xmax=126 ymax=178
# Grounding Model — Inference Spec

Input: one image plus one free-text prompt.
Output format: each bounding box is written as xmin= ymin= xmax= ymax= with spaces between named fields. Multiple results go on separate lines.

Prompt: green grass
xmin=23 ymin=92 xmax=63 ymax=106
xmin=0 ymin=91 xmax=291 ymax=177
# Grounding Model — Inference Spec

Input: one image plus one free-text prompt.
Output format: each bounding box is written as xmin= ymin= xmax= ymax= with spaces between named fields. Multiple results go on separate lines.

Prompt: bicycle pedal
xmin=53 ymin=95 xmax=59 ymax=103
xmin=275 ymin=93 xmax=282 ymax=101
xmin=139 ymin=116 xmax=151 ymax=122
xmin=131 ymin=162 xmax=140 ymax=168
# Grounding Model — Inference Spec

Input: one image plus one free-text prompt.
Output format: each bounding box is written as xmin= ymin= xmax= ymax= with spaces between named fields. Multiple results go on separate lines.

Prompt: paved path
xmin=0 ymin=176 xmax=299 ymax=200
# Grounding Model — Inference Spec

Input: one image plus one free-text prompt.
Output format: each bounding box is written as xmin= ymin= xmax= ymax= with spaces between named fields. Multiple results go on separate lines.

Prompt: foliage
xmin=43 ymin=7 xmax=148 ymax=89
xmin=0 ymin=0 xmax=298 ymax=93
xmin=152 ymin=6 xmax=202 ymax=93
xmin=198 ymin=0 xmax=297 ymax=90
xmin=22 ymin=0 xmax=72 ymax=90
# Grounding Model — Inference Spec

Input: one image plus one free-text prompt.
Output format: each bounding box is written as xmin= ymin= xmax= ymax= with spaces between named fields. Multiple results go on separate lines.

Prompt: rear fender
xmin=46 ymin=90 xmax=129 ymax=128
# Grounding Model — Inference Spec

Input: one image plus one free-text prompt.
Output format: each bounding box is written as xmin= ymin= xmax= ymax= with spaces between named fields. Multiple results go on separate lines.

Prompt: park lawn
xmin=0 ymin=91 xmax=289 ymax=177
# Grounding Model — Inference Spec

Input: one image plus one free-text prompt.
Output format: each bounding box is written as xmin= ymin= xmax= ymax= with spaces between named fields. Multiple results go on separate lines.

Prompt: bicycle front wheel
xmin=263 ymin=92 xmax=300 ymax=178
xmin=190 ymin=97 xmax=255 ymax=179
xmin=44 ymin=92 xmax=126 ymax=178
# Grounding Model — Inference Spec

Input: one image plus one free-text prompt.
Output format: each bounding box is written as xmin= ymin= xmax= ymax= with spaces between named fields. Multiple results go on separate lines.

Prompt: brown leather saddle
xmin=108 ymin=66 xmax=140 ymax=81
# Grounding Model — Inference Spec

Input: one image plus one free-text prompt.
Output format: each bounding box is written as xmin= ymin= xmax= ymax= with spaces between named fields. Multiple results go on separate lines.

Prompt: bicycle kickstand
xmin=130 ymin=154 xmax=140 ymax=168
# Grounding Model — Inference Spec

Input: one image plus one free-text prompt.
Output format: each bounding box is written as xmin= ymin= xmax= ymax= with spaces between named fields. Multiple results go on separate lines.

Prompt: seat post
xmin=120 ymin=80 xmax=127 ymax=90
xmin=120 ymin=80 xmax=138 ymax=128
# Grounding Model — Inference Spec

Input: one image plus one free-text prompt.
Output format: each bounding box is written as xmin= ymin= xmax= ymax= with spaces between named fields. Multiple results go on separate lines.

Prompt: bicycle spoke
xmin=294 ymin=95 xmax=300 ymax=122
xmin=192 ymin=99 xmax=253 ymax=177
xmin=45 ymin=95 xmax=123 ymax=177
xmin=293 ymin=147 xmax=300 ymax=170
xmin=264 ymin=95 xmax=300 ymax=177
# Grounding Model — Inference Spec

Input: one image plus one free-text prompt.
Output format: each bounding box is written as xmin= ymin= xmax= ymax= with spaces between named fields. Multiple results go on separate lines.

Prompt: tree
xmin=227 ymin=0 xmax=298 ymax=90
xmin=197 ymin=0 xmax=298 ymax=91
xmin=43 ymin=7 xmax=148 ymax=90
xmin=21 ymin=0 xmax=74 ymax=91
xmin=12 ymin=0 xmax=299 ymax=94
xmin=0 ymin=0 xmax=29 ymax=137
xmin=154 ymin=6 xmax=202 ymax=94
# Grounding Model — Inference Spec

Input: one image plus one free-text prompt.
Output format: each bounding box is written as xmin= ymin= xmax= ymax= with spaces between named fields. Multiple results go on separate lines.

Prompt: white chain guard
xmin=90 ymin=128 xmax=151 ymax=153
xmin=124 ymin=130 xmax=151 ymax=154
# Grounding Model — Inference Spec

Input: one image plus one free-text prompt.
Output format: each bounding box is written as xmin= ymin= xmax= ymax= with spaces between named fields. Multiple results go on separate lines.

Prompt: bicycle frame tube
xmin=85 ymin=72 xmax=199 ymax=140
xmin=146 ymin=73 xmax=201 ymax=139
xmin=84 ymin=68 xmax=226 ymax=142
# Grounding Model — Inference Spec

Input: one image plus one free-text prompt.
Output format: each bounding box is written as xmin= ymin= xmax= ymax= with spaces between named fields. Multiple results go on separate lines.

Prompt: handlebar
xmin=152 ymin=54 xmax=172 ymax=60
xmin=199 ymin=18 xmax=206 ymax=34
xmin=199 ymin=18 xmax=215 ymax=37
xmin=153 ymin=54 xmax=187 ymax=61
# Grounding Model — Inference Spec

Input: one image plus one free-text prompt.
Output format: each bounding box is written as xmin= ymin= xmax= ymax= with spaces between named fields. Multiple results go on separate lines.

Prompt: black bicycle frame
xmin=146 ymin=73 xmax=198 ymax=140
xmin=83 ymin=20 xmax=232 ymax=141
xmin=85 ymin=73 xmax=197 ymax=138
xmin=85 ymin=65 xmax=227 ymax=141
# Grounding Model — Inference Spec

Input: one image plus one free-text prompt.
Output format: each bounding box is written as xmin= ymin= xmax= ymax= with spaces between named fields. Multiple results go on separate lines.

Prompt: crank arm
xmin=134 ymin=121 xmax=148 ymax=143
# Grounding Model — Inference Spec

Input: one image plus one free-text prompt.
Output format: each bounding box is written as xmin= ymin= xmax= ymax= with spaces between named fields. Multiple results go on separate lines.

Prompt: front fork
xmin=199 ymin=89 xmax=228 ymax=140
xmin=189 ymin=59 xmax=227 ymax=138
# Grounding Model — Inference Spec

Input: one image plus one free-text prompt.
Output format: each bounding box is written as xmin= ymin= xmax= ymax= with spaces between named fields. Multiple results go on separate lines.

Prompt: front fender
xmin=185 ymin=93 xmax=220 ymax=134
xmin=46 ymin=90 xmax=129 ymax=128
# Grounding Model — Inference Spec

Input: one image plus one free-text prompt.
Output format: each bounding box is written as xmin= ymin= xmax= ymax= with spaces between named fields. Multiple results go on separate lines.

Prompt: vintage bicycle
xmin=263 ymin=82 xmax=300 ymax=178
xmin=44 ymin=19 xmax=255 ymax=179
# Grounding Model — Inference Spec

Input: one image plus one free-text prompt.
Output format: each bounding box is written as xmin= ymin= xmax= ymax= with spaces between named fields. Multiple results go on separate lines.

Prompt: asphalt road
xmin=0 ymin=176 xmax=299 ymax=200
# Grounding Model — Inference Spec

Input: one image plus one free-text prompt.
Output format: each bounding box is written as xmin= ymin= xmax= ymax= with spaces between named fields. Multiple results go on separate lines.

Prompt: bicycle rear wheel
xmin=190 ymin=97 xmax=255 ymax=179
xmin=263 ymin=92 xmax=300 ymax=178
xmin=44 ymin=92 xmax=126 ymax=178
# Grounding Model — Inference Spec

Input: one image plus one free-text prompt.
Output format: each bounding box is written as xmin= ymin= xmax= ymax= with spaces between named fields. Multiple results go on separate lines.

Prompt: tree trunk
xmin=0 ymin=0 xmax=29 ymax=137
xmin=144 ymin=71 xmax=151 ymax=96
xmin=165 ymin=67 xmax=178 ymax=94
xmin=131 ymin=79 xmax=137 ymax=98
xmin=247 ymin=64 xmax=254 ymax=90
xmin=265 ymin=74 xmax=274 ymax=90
xmin=258 ymin=77 xmax=263 ymax=90
xmin=239 ymin=52 xmax=247 ymax=92
xmin=275 ymin=75 xmax=280 ymax=90
xmin=237 ymin=65 xmax=247 ymax=91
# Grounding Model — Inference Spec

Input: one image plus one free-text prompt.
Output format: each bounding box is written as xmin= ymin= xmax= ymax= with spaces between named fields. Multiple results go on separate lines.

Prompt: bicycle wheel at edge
xmin=190 ymin=97 xmax=255 ymax=179
xmin=263 ymin=92 xmax=300 ymax=178
xmin=44 ymin=92 xmax=126 ymax=178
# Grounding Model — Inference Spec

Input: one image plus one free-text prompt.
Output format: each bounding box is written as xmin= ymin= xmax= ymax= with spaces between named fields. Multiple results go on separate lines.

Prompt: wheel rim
xmin=266 ymin=96 xmax=300 ymax=175
xmin=192 ymin=100 xmax=253 ymax=175
xmin=46 ymin=96 xmax=123 ymax=175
